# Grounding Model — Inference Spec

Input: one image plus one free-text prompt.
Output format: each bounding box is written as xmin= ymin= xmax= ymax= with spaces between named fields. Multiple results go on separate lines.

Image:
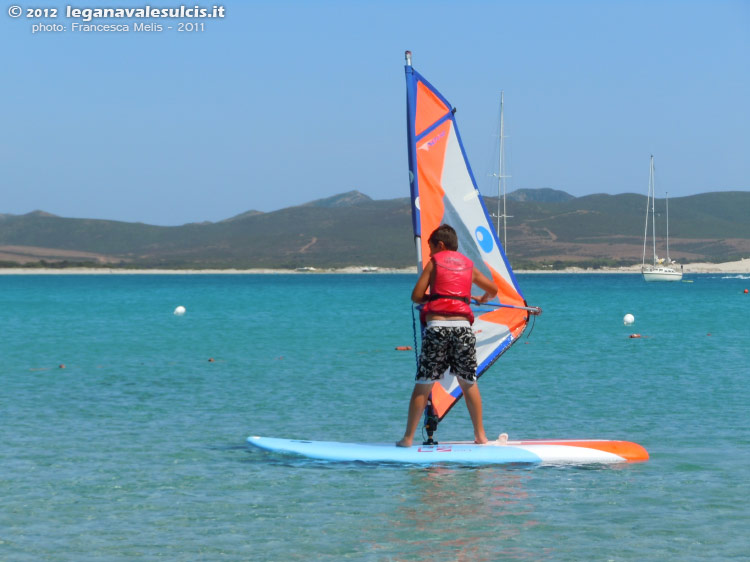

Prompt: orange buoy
xmin=395 ymin=346 xmax=412 ymax=351
xmin=744 ymin=289 xmax=748 ymax=294
xmin=629 ymin=334 xmax=641 ymax=339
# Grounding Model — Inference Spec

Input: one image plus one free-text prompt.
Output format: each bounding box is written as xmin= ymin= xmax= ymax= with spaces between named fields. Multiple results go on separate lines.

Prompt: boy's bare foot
xmin=474 ymin=435 xmax=489 ymax=445
xmin=396 ymin=438 xmax=413 ymax=448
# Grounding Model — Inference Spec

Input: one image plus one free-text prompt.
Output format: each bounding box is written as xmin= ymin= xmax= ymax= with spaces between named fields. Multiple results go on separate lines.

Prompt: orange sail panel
xmin=415 ymin=81 xmax=451 ymax=136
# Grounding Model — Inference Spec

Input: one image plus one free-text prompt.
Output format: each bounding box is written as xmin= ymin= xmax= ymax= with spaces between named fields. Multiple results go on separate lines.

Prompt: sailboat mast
xmin=498 ymin=92 xmax=506 ymax=250
xmin=642 ymin=159 xmax=649 ymax=268
xmin=404 ymin=50 xmax=423 ymax=270
xmin=665 ymin=191 xmax=671 ymax=263
xmin=650 ymin=156 xmax=657 ymax=266
xmin=494 ymin=92 xmax=512 ymax=252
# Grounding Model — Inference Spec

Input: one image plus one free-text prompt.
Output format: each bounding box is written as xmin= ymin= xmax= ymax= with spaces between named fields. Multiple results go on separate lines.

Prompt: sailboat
xmin=246 ymin=53 xmax=648 ymax=465
xmin=641 ymin=155 xmax=683 ymax=282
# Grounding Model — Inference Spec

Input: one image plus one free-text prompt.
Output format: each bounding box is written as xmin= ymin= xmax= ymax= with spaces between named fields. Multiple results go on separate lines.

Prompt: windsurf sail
xmin=404 ymin=51 xmax=539 ymax=427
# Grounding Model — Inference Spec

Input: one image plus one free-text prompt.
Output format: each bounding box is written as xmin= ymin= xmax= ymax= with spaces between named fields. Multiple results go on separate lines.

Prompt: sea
xmin=1 ymin=272 xmax=748 ymax=561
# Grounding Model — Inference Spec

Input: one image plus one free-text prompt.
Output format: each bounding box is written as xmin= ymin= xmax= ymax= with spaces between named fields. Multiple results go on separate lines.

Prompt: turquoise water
xmin=1 ymin=273 xmax=748 ymax=560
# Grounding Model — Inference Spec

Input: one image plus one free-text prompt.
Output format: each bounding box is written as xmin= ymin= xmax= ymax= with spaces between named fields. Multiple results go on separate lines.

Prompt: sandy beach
xmin=517 ymin=258 xmax=750 ymax=275
xmin=0 ymin=259 xmax=749 ymax=275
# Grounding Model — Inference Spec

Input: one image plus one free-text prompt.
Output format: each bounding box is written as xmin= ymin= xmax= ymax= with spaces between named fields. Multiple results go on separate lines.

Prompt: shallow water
xmin=1 ymin=273 xmax=748 ymax=560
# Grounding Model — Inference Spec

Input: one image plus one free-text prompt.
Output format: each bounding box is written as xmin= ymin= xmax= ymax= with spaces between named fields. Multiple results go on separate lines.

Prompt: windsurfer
xmin=396 ymin=225 xmax=498 ymax=448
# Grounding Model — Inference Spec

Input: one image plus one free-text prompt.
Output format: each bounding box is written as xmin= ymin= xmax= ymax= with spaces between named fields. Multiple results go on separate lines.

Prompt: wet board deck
xmin=247 ymin=436 xmax=649 ymax=465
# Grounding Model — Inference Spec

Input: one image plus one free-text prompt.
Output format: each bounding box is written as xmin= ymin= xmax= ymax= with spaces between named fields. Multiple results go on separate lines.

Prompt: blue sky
xmin=2 ymin=0 xmax=748 ymax=225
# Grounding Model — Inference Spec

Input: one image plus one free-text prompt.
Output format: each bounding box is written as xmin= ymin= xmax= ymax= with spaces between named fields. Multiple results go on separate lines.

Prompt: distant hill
xmin=506 ymin=188 xmax=575 ymax=203
xmin=220 ymin=210 xmax=264 ymax=223
xmin=1 ymin=189 xmax=749 ymax=269
xmin=302 ymin=190 xmax=373 ymax=208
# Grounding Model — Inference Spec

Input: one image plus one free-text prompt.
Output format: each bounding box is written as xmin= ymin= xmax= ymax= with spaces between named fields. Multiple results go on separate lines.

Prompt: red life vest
xmin=421 ymin=251 xmax=474 ymax=323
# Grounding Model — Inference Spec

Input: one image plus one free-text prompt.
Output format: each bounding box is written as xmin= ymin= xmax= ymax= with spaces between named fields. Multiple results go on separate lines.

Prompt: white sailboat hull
xmin=641 ymin=266 xmax=683 ymax=282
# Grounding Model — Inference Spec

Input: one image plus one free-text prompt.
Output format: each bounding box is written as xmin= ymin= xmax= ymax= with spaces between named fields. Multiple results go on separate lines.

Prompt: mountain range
xmin=1 ymin=189 xmax=749 ymax=269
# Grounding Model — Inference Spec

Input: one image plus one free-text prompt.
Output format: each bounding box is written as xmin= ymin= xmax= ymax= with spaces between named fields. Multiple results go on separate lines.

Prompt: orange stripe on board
xmin=415 ymin=81 xmax=450 ymax=136
xmin=521 ymin=440 xmax=650 ymax=462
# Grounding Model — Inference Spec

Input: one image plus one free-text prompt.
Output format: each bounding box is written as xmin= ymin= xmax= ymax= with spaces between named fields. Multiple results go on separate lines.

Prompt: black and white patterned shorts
xmin=416 ymin=322 xmax=477 ymax=384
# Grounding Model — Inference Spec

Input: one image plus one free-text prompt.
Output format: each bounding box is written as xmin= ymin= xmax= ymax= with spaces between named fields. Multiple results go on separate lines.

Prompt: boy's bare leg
xmin=396 ymin=383 xmax=433 ymax=447
xmin=458 ymin=379 xmax=488 ymax=444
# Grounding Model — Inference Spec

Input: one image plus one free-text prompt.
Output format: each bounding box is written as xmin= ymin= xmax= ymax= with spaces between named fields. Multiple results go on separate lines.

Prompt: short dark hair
xmin=428 ymin=224 xmax=458 ymax=251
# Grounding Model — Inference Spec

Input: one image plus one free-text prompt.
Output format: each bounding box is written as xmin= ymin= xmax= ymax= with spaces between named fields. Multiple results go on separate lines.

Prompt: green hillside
xmin=1 ymin=190 xmax=749 ymax=269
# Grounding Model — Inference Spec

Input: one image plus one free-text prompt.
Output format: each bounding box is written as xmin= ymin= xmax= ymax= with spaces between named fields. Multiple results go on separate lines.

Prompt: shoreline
xmin=517 ymin=258 xmax=750 ymax=275
xmin=0 ymin=259 xmax=749 ymax=275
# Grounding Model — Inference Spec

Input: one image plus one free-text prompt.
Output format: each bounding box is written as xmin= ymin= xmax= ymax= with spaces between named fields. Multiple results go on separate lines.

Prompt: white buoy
xmin=623 ymin=313 xmax=634 ymax=325
xmin=174 ymin=306 xmax=186 ymax=316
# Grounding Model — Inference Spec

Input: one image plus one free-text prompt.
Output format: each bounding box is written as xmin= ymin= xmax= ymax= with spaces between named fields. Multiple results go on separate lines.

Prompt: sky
xmin=2 ymin=0 xmax=749 ymax=226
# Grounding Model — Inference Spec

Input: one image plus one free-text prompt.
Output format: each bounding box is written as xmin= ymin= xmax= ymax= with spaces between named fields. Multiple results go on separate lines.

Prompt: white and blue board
xmin=247 ymin=436 xmax=649 ymax=465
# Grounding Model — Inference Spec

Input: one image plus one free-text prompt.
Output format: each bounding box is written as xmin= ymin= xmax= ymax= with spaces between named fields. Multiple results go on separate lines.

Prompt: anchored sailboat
xmin=641 ymin=155 xmax=683 ymax=282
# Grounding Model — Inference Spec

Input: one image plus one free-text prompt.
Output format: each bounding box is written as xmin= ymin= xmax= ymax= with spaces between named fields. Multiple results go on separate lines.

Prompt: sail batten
xmin=405 ymin=54 xmax=532 ymax=422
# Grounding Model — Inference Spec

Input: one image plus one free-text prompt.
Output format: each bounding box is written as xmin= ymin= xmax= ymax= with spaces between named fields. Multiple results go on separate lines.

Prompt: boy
xmin=396 ymin=224 xmax=498 ymax=447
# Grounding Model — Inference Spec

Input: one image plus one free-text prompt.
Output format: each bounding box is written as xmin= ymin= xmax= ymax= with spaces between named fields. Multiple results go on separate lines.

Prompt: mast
xmin=404 ymin=49 xmax=438 ymax=445
xmin=404 ymin=50 xmax=422 ymax=270
xmin=642 ymin=158 xmax=649 ymax=268
xmin=665 ymin=191 xmax=671 ymax=263
xmin=650 ymin=156 xmax=657 ymax=266
xmin=496 ymin=92 xmax=511 ymax=251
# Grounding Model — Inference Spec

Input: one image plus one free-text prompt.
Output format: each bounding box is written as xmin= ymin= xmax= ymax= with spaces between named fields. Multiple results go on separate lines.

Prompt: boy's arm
xmin=411 ymin=261 xmax=434 ymax=303
xmin=471 ymin=268 xmax=498 ymax=304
